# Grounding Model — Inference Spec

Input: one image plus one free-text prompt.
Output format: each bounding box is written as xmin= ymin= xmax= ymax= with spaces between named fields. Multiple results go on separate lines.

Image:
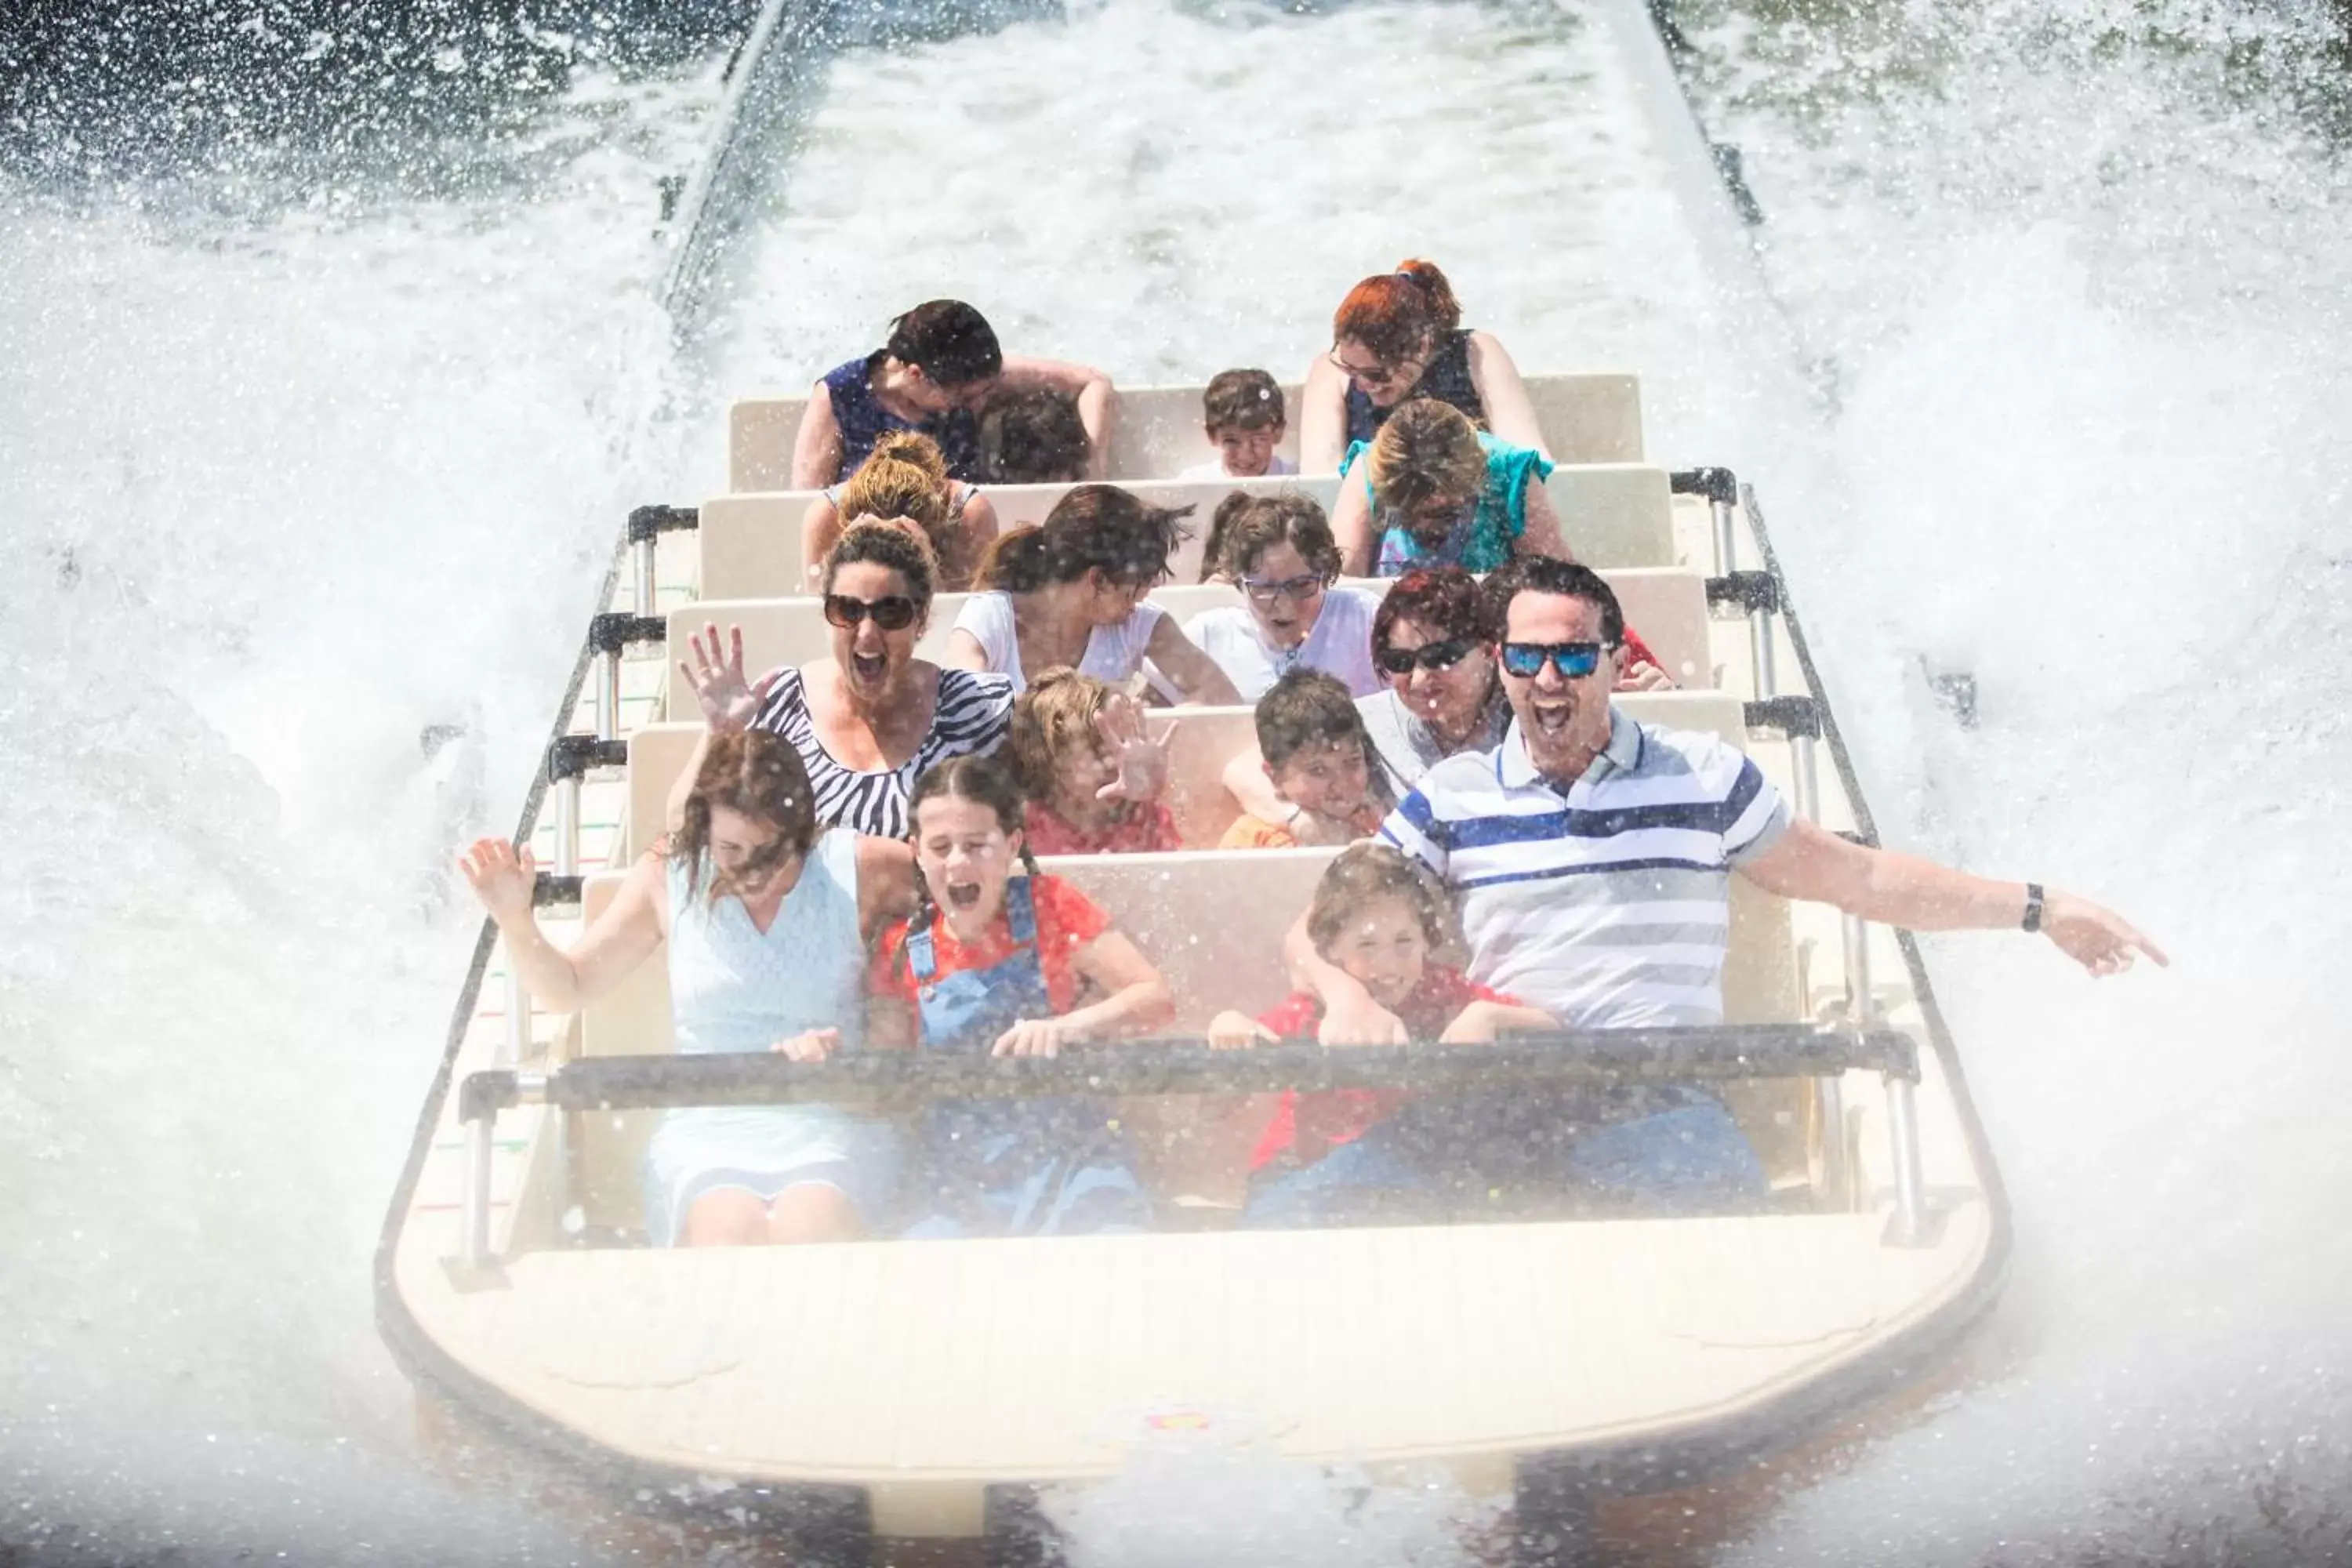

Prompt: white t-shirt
xmin=952 ymin=590 xmax=1167 ymax=695
xmin=1176 ymin=453 xmax=1299 ymax=483
xmin=1181 ymin=586 xmax=1384 ymax=702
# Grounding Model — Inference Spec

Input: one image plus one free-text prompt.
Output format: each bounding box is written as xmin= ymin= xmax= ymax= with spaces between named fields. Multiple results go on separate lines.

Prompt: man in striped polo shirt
xmin=1273 ymin=557 xmax=2164 ymax=1220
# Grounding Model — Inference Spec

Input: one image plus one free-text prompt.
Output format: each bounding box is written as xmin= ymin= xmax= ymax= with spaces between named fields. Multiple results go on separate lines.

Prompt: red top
xmin=868 ymin=874 xmax=1112 ymax=1016
xmin=1249 ymin=966 xmax=1516 ymax=1171
xmin=1022 ymin=800 xmax=1182 ymax=857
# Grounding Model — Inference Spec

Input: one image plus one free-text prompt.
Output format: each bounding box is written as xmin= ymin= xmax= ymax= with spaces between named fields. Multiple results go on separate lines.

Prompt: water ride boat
xmin=373 ymin=8 xmax=2010 ymax=1565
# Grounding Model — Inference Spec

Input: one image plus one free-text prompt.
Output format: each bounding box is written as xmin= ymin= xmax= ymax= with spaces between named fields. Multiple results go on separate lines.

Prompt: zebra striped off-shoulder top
xmin=749 ymin=664 xmax=1015 ymax=840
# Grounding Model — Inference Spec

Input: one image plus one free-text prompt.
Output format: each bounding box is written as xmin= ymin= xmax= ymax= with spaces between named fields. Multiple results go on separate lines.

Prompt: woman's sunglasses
xmin=1375 ymin=637 xmax=1476 ymax=677
xmin=1499 ymin=641 xmax=1608 ymax=679
xmin=823 ymin=593 xmax=919 ymax=632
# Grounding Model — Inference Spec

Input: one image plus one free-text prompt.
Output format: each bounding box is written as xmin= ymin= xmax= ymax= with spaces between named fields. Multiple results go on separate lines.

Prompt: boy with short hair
xmin=1218 ymin=670 xmax=1387 ymax=849
xmin=1179 ymin=368 xmax=1298 ymax=482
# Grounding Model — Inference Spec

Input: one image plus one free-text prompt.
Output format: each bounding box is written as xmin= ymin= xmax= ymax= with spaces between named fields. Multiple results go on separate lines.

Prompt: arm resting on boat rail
xmin=1736 ymin=818 xmax=2169 ymax=978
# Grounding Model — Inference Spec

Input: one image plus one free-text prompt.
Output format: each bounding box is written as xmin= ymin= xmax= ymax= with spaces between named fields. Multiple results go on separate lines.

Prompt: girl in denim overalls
xmin=866 ymin=755 xmax=1175 ymax=1238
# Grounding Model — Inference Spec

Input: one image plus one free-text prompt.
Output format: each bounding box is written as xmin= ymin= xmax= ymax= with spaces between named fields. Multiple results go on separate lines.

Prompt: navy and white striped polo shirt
xmin=1379 ymin=708 xmax=1790 ymax=1028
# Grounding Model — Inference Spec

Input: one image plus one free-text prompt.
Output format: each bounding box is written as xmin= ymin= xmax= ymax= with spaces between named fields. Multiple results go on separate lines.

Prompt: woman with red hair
xmin=1298 ymin=260 xmax=1548 ymax=473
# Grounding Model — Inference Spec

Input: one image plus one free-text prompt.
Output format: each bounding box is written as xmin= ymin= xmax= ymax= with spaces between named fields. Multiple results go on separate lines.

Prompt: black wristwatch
xmin=2021 ymin=882 xmax=2045 ymax=933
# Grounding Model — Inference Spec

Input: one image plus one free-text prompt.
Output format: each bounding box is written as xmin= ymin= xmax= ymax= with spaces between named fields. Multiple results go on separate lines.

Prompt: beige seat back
xmin=1041 ymin=847 xmax=1337 ymax=1029
xmin=727 ymin=374 xmax=1646 ymax=492
xmin=625 ymin=724 xmax=703 ymax=860
xmin=1548 ymin=465 xmax=1678 ymax=569
xmin=695 ymin=477 xmax=1344 ymax=601
xmin=1528 ymin=374 xmax=1645 ymax=465
xmin=574 ymin=871 xmax=675 ymax=1233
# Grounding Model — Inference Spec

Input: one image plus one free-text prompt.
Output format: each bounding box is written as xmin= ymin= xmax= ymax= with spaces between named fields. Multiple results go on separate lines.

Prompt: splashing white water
xmin=7 ymin=0 xmax=2352 ymax=1559
xmin=0 ymin=64 xmax=710 ymax=1566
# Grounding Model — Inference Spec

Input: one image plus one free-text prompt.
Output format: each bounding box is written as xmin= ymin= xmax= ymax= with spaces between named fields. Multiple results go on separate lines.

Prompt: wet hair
xmin=837 ymin=430 xmax=950 ymax=534
xmin=824 ymin=520 xmax=938 ymax=618
xmin=978 ymin=387 xmax=1091 ymax=484
xmin=975 ymin=485 xmax=1193 ymax=593
xmin=1332 ymin=259 xmax=1464 ymax=367
xmin=669 ymin=731 xmax=819 ymax=903
xmin=1254 ymin=668 xmax=1370 ymax=771
xmin=1482 ymin=556 xmax=1625 ymax=648
xmin=1210 ymin=492 xmax=1341 ymax=585
xmin=884 ymin=299 xmax=1002 ymax=387
xmin=1372 ymin=564 xmax=1501 ymax=653
xmin=904 ymin=754 xmax=1044 ymax=937
xmin=1365 ymin=400 xmax=1486 ymax=517
xmin=1305 ymin=841 xmax=1461 ymax=959
xmin=1202 ymin=368 xmax=1286 ymax=432
xmin=1007 ymin=666 xmax=1116 ymax=803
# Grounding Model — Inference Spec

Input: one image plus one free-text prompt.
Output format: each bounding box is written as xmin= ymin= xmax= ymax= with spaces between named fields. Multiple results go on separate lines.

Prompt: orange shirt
xmin=867 ymin=874 xmax=1112 ymax=1018
xmin=1217 ymin=802 xmax=1385 ymax=850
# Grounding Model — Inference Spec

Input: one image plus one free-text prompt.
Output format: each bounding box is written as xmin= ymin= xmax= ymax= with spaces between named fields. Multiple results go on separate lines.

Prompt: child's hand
xmin=771 ymin=1026 xmax=841 ymax=1062
xmin=1318 ymin=995 xmax=1409 ymax=1048
xmin=1438 ymin=1003 xmax=1501 ymax=1045
xmin=1614 ymin=658 xmax=1676 ymax=693
xmin=993 ymin=1017 xmax=1078 ymax=1058
xmin=459 ymin=838 xmax=537 ymax=925
xmin=1092 ymin=695 xmax=1171 ymax=804
xmin=1207 ymin=1011 xmax=1275 ymax=1051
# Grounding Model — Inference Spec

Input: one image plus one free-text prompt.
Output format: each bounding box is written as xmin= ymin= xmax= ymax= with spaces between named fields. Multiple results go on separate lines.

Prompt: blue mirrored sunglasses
xmin=1499 ymin=641 xmax=1607 ymax=679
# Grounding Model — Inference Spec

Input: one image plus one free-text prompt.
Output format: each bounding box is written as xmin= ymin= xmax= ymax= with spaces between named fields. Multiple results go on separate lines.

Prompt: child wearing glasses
xmin=1182 ymin=494 xmax=1383 ymax=702
xmin=1177 ymin=369 xmax=1298 ymax=482
xmin=1327 ymin=398 xmax=1569 ymax=579
xmin=1006 ymin=669 xmax=1182 ymax=856
xmin=1218 ymin=670 xmax=1389 ymax=850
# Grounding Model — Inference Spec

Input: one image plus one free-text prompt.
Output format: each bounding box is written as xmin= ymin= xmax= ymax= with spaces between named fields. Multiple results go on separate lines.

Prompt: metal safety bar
xmin=446 ymin=1025 xmax=1921 ymax=1269
xmin=542 ymin=736 xmax=630 ymax=879
xmin=585 ymin=613 xmax=666 ymax=743
xmin=626 ymin=505 xmax=699 ymax=624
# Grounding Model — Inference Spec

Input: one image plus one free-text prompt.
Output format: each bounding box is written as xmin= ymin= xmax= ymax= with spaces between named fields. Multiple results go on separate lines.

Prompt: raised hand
xmin=2043 ymin=892 xmax=2169 ymax=978
xmin=1614 ymin=658 xmax=1676 ymax=693
xmin=677 ymin=622 xmax=774 ymax=734
xmin=1091 ymin=694 xmax=1173 ymax=804
xmin=458 ymin=837 xmax=538 ymax=926
xmin=771 ymin=1026 xmax=842 ymax=1062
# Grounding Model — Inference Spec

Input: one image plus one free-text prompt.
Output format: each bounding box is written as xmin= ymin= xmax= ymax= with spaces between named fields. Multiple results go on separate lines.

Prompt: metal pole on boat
xmin=1790 ymin=733 xmax=1821 ymax=824
xmin=552 ymin=774 xmax=580 ymax=880
xmin=1842 ymin=913 xmax=1875 ymax=1023
xmin=633 ymin=536 xmax=659 ymax=624
xmin=593 ymin=649 xmax=621 ymax=742
xmin=501 ymin=959 xmax=528 ymax=1067
xmin=461 ymin=1111 xmax=495 ymax=1270
xmin=1711 ymin=498 xmax=1738 ymax=580
xmin=1884 ymin=1073 xmax=1930 ymax=1246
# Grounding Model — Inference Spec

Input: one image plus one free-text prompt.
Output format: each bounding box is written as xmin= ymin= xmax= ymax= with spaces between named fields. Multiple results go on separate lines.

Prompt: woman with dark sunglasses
xmin=1297 ymin=260 xmax=1549 ymax=474
xmin=673 ymin=524 xmax=1016 ymax=840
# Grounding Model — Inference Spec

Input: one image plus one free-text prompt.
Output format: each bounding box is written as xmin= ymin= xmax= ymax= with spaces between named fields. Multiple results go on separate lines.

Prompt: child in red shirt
xmin=1207 ymin=842 xmax=1553 ymax=1174
xmin=866 ymin=754 xmax=1176 ymax=1237
xmin=1007 ymin=667 xmax=1182 ymax=856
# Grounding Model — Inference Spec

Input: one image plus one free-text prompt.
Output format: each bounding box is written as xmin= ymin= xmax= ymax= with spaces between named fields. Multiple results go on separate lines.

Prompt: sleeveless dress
xmin=1341 ymin=430 xmax=1555 ymax=575
xmin=748 ymin=665 xmax=1014 ymax=838
xmin=639 ymin=833 xmax=902 ymax=1245
xmin=1341 ymin=328 xmax=1486 ymax=448
xmin=949 ymin=591 xmax=1167 ymax=695
xmin=822 ymin=352 xmax=985 ymax=483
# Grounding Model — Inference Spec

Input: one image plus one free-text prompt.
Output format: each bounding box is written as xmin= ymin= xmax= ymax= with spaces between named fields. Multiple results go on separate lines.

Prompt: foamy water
xmin=5 ymin=0 xmax=2350 ymax=1560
